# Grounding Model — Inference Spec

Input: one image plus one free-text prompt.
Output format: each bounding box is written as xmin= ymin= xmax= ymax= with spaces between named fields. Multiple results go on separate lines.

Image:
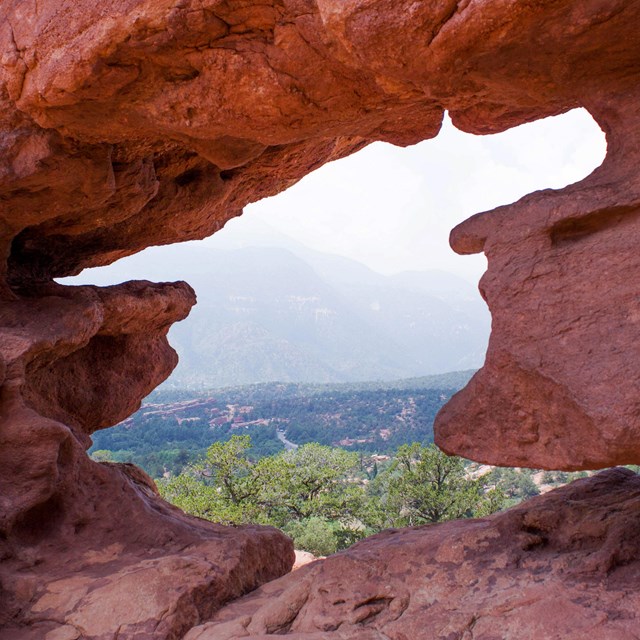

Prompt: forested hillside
xmin=91 ymin=370 xmax=609 ymax=559
xmin=90 ymin=372 xmax=475 ymax=477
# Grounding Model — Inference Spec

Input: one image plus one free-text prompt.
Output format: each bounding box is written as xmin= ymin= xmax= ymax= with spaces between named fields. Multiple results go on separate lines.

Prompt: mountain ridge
xmin=63 ymin=236 xmax=489 ymax=388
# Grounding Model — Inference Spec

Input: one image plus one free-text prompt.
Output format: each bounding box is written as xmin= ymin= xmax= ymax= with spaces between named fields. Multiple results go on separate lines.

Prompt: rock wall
xmin=1 ymin=0 xmax=640 ymax=638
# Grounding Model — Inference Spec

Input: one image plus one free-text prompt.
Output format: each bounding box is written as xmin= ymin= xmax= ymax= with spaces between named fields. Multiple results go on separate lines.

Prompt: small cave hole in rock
xmin=175 ymin=167 xmax=203 ymax=187
xmin=13 ymin=495 xmax=66 ymax=546
xmin=60 ymin=108 xmax=605 ymax=556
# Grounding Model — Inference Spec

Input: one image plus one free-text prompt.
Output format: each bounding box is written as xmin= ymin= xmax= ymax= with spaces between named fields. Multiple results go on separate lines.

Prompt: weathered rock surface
xmin=2 ymin=0 xmax=640 ymax=637
xmin=0 ymin=0 xmax=638 ymax=473
xmin=186 ymin=468 xmax=640 ymax=640
xmin=292 ymin=550 xmax=321 ymax=571
xmin=1 ymin=0 xmax=638 ymax=280
xmin=435 ymin=92 xmax=640 ymax=470
xmin=0 ymin=278 xmax=294 ymax=639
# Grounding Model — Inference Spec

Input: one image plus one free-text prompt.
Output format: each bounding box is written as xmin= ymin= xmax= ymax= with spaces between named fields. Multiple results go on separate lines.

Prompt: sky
xmin=204 ymin=108 xmax=606 ymax=282
xmin=75 ymin=108 xmax=607 ymax=286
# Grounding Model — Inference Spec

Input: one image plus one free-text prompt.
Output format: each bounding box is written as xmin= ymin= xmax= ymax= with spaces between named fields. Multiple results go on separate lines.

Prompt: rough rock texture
xmin=1 ymin=0 xmax=640 ymax=637
xmin=0 ymin=0 xmax=637 ymax=472
xmin=0 ymin=278 xmax=294 ymax=639
xmin=186 ymin=468 xmax=640 ymax=640
xmin=435 ymin=91 xmax=640 ymax=470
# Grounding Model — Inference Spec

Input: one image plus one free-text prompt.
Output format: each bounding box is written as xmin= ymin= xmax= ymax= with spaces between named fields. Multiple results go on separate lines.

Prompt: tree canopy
xmin=368 ymin=443 xmax=504 ymax=528
xmin=159 ymin=437 xmax=505 ymax=556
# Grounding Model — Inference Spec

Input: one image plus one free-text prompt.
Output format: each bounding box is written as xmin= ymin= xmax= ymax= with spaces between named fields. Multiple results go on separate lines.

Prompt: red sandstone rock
xmin=0 ymin=279 xmax=294 ymax=638
xmin=0 ymin=0 xmax=637 ymax=278
xmin=435 ymin=93 xmax=640 ymax=469
xmin=1 ymin=0 xmax=640 ymax=637
xmin=185 ymin=468 xmax=640 ymax=640
xmin=0 ymin=0 xmax=639 ymax=474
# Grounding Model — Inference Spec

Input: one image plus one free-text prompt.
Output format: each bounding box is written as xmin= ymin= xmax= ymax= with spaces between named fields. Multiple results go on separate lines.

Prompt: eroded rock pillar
xmin=436 ymin=91 xmax=640 ymax=470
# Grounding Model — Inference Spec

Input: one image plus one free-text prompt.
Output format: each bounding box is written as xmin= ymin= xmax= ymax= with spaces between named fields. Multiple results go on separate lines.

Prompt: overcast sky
xmin=205 ymin=108 xmax=606 ymax=282
xmin=74 ymin=108 xmax=606 ymax=287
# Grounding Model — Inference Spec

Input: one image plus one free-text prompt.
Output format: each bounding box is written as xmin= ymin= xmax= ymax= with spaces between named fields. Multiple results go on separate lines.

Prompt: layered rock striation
xmin=436 ymin=90 xmax=640 ymax=470
xmin=1 ymin=0 xmax=640 ymax=637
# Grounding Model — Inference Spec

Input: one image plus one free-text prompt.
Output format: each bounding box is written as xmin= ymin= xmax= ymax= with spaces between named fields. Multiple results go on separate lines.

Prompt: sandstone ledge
xmin=0 ymin=461 xmax=293 ymax=640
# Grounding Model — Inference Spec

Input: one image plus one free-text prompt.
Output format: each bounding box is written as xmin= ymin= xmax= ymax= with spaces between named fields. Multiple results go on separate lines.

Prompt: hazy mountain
xmin=63 ymin=234 xmax=490 ymax=388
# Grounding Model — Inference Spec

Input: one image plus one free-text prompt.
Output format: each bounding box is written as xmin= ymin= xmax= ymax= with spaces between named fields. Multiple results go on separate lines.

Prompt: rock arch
xmin=1 ymin=0 xmax=640 ymax=637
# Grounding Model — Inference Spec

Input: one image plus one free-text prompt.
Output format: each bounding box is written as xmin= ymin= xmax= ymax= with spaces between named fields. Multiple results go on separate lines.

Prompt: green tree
xmin=201 ymin=435 xmax=256 ymax=505
xmin=254 ymin=443 xmax=365 ymax=526
xmin=159 ymin=438 xmax=370 ymax=549
xmin=283 ymin=517 xmax=340 ymax=556
xmin=369 ymin=443 xmax=504 ymax=528
xmin=487 ymin=467 xmax=540 ymax=506
xmin=159 ymin=471 xmax=222 ymax=520
xmin=159 ymin=438 xmax=504 ymax=555
xmin=159 ymin=435 xmax=262 ymax=524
